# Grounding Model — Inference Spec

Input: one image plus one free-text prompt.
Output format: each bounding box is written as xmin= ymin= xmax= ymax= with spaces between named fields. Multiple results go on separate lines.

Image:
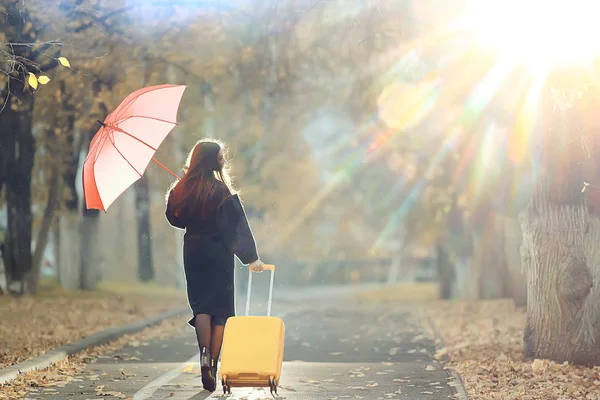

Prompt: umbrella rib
xmin=108 ymin=132 xmax=144 ymax=178
xmin=85 ymin=128 xmax=107 ymax=164
xmin=93 ymin=133 xmax=110 ymax=164
xmin=112 ymin=92 xmax=142 ymax=122
xmin=114 ymin=115 xmax=178 ymax=126
xmin=112 ymin=126 xmax=159 ymax=152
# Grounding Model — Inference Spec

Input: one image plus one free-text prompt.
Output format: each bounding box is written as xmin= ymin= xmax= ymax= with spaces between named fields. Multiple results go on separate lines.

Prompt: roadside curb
xmin=426 ymin=316 xmax=469 ymax=400
xmin=0 ymin=306 xmax=189 ymax=385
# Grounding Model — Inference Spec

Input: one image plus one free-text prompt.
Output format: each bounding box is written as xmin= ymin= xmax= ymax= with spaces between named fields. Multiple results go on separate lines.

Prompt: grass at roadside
xmin=0 ymin=279 xmax=187 ymax=370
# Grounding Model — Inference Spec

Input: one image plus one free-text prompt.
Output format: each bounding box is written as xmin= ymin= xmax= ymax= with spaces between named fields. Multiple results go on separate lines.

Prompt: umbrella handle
xmin=152 ymin=157 xmax=180 ymax=180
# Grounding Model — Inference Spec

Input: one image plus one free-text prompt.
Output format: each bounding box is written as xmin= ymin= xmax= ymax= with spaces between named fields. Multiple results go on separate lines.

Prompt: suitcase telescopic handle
xmin=245 ymin=264 xmax=276 ymax=317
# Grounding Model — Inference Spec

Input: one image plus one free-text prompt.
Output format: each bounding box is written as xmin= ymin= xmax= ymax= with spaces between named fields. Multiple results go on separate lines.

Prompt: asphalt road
xmin=23 ymin=295 xmax=457 ymax=400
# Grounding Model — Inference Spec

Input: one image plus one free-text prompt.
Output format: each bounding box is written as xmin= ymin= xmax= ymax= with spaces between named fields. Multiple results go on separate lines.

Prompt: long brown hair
xmin=166 ymin=138 xmax=235 ymax=218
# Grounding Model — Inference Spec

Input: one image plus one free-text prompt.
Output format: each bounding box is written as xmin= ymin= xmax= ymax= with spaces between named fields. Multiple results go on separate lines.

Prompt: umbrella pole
xmin=152 ymin=157 xmax=180 ymax=180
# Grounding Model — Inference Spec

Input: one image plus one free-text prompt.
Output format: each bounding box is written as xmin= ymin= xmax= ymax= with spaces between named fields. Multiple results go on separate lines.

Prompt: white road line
xmin=132 ymin=353 xmax=198 ymax=400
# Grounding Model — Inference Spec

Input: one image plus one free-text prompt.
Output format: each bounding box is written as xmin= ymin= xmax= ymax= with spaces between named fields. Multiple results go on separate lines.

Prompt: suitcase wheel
xmin=269 ymin=376 xmax=278 ymax=395
xmin=222 ymin=377 xmax=231 ymax=394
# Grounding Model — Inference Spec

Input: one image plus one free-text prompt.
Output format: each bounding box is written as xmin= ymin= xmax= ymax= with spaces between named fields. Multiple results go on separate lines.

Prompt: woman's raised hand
xmin=249 ymin=259 xmax=265 ymax=273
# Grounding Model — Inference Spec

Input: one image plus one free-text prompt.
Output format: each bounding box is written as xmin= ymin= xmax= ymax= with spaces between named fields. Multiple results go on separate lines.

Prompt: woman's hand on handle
xmin=249 ymin=259 xmax=265 ymax=273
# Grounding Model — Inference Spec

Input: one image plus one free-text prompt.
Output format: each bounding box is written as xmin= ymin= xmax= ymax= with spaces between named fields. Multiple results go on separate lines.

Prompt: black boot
xmin=200 ymin=347 xmax=216 ymax=392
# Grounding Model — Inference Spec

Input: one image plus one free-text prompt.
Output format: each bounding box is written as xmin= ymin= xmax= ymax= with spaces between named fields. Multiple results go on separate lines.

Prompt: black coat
xmin=165 ymin=184 xmax=259 ymax=325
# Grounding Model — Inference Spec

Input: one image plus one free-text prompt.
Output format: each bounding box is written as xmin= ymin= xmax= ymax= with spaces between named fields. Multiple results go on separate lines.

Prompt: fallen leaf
xmin=95 ymin=390 xmax=127 ymax=398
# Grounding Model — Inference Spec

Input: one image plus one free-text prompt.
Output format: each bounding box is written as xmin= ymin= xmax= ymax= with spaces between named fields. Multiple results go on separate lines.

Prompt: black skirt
xmin=184 ymin=234 xmax=236 ymax=326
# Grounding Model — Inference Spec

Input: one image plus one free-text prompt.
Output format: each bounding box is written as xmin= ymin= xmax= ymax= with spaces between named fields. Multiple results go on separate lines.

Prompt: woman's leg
xmin=194 ymin=314 xmax=212 ymax=349
xmin=194 ymin=314 xmax=216 ymax=391
xmin=210 ymin=317 xmax=226 ymax=380
xmin=210 ymin=324 xmax=225 ymax=364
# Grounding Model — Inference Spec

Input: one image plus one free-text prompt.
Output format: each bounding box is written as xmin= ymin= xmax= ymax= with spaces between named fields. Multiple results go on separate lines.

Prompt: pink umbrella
xmin=83 ymin=84 xmax=187 ymax=211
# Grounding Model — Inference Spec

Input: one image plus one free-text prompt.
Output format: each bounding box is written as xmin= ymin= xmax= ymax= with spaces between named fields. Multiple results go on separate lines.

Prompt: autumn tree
xmin=0 ymin=1 xmax=75 ymax=294
xmin=515 ymin=67 xmax=600 ymax=365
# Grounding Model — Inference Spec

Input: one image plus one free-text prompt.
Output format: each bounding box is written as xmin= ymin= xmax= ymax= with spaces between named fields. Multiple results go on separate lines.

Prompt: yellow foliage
xmin=58 ymin=57 xmax=71 ymax=68
xmin=37 ymin=75 xmax=51 ymax=85
xmin=27 ymin=73 xmax=38 ymax=89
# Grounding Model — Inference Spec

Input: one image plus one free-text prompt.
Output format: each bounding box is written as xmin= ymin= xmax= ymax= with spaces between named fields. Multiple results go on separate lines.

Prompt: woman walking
xmin=165 ymin=138 xmax=266 ymax=392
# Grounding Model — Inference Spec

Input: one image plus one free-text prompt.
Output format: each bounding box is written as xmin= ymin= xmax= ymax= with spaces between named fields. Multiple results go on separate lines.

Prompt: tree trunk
xmin=519 ymin=82 xmax=600 ymax=365
xmin=202 ymin=82 xmax=215 ymax=138
xmin=28 ymin=161 xmax=60 ymax=294
xmin=443 ymin=229 xmax=479 ymax=300
xmin=53 ymin=221 xmax=61 ymax=285
xmin=2 ymin=83 xmax=35 ymax=295
xmin=501 ymin=214 xmax=527 ymax=307
xmin=58 ymin=115 xmax=85 ymax=290
xmin=76 ymin=87 xmax=109 ymax=290
xmin=135 ymin=175 xmax=154 ymax=282
xmin=57 ymin=114 xmax=84 ymax=291
xmin=58 ymin=213 xmax=81 ymax=290
xmin=436 ymin=243 xmax=454 ymax=300
xmin=522 ymin=194 xmax=600 ymax=365
xmin=442 ymin=207 xmax=478 ymax=299
xmin=132 ymin=59 xmax=155 ymax=283
xmin=473 ymin=213 xmax=511 ymax=299
xmin=80 ymin=208 xmax=100 ymax=290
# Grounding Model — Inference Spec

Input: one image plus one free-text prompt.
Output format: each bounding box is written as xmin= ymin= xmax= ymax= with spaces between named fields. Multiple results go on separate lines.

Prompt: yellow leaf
xmin=28 ymin=73 xmax=38 ymax=89
xmin=37 ymin=76 xmax=51 ymax=85
xmin=58 ymin=57 xmax=71 ymax=68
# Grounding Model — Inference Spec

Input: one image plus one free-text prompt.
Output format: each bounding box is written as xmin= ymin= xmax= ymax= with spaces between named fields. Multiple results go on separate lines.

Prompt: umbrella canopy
xmin=83 ymin=84 xmax=187 ymax=211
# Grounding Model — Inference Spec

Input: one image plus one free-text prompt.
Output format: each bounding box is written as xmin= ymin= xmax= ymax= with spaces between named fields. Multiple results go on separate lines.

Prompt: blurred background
xmin=2 ymin=0 xmax=592 ymax=306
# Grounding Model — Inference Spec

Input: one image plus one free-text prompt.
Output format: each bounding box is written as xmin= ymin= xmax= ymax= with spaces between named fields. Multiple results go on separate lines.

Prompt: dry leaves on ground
xmin=0 ymin=315 xmax=189 ymax=399
xmin=426 ymin=299 xmax=600 ymax=400
xmin=0 ymin=288 xmax=185 ymax=370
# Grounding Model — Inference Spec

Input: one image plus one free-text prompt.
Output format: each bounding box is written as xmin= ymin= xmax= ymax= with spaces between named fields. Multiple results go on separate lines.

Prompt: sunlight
xmin=463 ymin=0 xmax=600 ymax=68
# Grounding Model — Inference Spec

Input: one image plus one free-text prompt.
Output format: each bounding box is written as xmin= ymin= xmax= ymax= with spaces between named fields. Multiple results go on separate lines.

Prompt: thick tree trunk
xmin=522 ymin=198 xmax=600 ymax=365
xmin=519 ymin=81 xmax=600 ymax=365
xmin=135 ymin=175 xmax=154 ymax=282
xmin=2 ymin=85 xmax=35 ymax=295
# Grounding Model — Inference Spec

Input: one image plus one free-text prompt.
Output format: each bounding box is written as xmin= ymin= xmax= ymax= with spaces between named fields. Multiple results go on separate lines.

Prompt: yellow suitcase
xmin=219 ymin=264 xmax=285 ymax=395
